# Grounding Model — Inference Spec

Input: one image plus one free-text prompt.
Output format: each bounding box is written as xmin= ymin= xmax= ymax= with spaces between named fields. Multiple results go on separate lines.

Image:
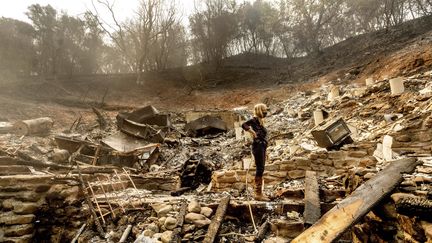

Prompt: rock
xmin=160 ymin=230 xmax=173 ymax=243
xmin=347 ymin=150 xmax=368 ymax=158
xmin=150 ymin=164 xmax=161 ymax=172
xmin=148 ymin=222 xmax=160 ymax=233
xmin=294 ymin=158 xmax=310 ymax=167
xmin=118 ymin=216 xmax=128 ymax=226
xmin=157 ymin=205 xmax=173 ymax=217
xmin=185 ymin=213 xmax=206 ymax=224
xmin=182 ymin=224 xmax=196 ymax=233
xmin=152 ymin=233 xmax=162 ymax=241
xmin=34 ymin=185 xmax=51 ymax=193
xmin=158 ymin=217 xmax=166 ymax=228
xmin=3 ymin=199 xmax=16 ymax=210
xmin=395 ymin=134 xmax=411 ymax=142
xmin=164 ymin=217 xmax=177 ymax=230
xmin=200 ymin=207 xmax=213 ymax=218
xmin=51 ymin=149 xmax=70 ymax=163
xmin=183 ymin=233 xmax=193 ymax=239
xmin=364 ymin=172 xmax=376 ymax=180
xmin=188 ymin=200 xmax=201 ymax=213
xmin=13 ymin=202 xmax=38 ymax=215
xmin=288 ymin=170 xmax=305 ymax=179
xmin=0 ymin=191 xmax=40 ymax=202
xmin=308 ymin=153 xmax=327 ymax=160
xmin=3 ymin=224 xmax=34 ymax=237
xmin=279 ymin=163 xmax=296 ymax=171
xmin=194 ymin=218 xmax=211 ymax=228
xmin=134 ymin=235 xmax=154 ymax=243
xmin=263 ymin=237 xmax=290 ymax=243
xmin=421 ymin=221 xmax=432 ymax=242
xmin=62 ymin=186 xmax=81 ymax=204
xmin=359 ymin=158 xmax=376 ymax=167
xmin=0 ymin=212 xmax=35 ymax=225
xmin=328 ymin=151 xmax=346 ymax=159
xmin=142 ymin=229 xmax=155 ymax=237
xmin=333 ymin=159 xmax=350 ymax=169
xmin=265 ymin=164 xmax=279 ymax=171
xmin=147 ymin=217 xmax=158 ymax=222
xmin=2 ymin=234 xmax=33 ymax=243
xmin=390 ymin=193 xmax=415 ymax=203
xmin=418 ymin=133 xmax=432 ymax=142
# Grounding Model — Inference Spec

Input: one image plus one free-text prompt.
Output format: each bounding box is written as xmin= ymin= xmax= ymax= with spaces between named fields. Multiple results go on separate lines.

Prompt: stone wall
xmin=393 ymin=129 xmax=432 ymax=156
xmin=391 ymin=112 xmax=432 ymax=156
xmin=0 ymin=172 xmax=181 ymax=243
xmin=211 ymin=142 xmax=378 ymax=192
xmin=0 ymin=175 xmax=85 ymax=243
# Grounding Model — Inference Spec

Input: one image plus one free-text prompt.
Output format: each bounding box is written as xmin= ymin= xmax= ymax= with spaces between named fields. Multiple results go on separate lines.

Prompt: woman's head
xmin=253 ymin=103 xmax=268 ymax=118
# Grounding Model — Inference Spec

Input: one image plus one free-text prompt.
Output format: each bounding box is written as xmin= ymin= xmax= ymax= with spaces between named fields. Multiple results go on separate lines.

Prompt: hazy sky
xmin=0 ymin=0 xmax=198 ymax=24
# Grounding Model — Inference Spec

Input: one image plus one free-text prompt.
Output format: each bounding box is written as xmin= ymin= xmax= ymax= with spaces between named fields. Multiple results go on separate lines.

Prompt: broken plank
xmin=169 ymin=202 xmax=187 ymax=243
xmin=0 ymin=156 xmax=71 ymax=170
xmin=71 ymin=223 xmax=86 ymax=243
xmin=176 ymin=201 xmax=188 ymax=228
xmin=203 ymin=195 xmax=231 ymax=243
xmin=304 ymin=171 xmax=321 ymax=226
xmin=119 ymin=224 xmax=132 ymax=243
xmin=92 ymin=107 xmax=107 ymax=129
xmin=0 ymin=165 xmax=31 ymax=175
xmin=291 ymin=157 xmax=420 ymax=243
xmin=76 ymin=163 xmax=105 ymax=237
xmin=254 ymin=220 xmax=270 ymax=242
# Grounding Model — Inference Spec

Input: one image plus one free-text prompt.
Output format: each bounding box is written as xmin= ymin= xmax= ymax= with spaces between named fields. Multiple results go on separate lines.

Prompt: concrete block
xmin=390 ymin=77 xmax=404 ymax=95
xmin=313 ymin=109 xmax=324 ymax=126
xmin=365 ymin=78 xmax=375 ymax=86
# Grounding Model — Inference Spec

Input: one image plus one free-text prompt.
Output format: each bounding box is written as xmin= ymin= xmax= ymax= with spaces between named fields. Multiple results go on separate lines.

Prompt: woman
xmin=242 ymin=103 xmax=270 ymax=201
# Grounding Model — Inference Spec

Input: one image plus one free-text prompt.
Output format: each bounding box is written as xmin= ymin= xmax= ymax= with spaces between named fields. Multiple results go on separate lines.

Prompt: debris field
xmin=1 ymin=71 xmax=432 ymax=243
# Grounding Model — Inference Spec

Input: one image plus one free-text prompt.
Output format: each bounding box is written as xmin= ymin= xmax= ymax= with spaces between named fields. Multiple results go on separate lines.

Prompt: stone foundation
xmin=0 ymin=175 xmax=85 ymax=243
xmin=211 ymin=142 xmax=378 ymax=192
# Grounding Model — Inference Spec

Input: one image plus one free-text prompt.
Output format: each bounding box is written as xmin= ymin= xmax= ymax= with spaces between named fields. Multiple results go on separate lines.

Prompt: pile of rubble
xmin=1 ymin=70 xmax=432 ymax=242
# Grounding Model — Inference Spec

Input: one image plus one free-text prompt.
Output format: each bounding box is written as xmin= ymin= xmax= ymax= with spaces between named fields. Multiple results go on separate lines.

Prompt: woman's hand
xmin=250 ymin=130 xmax=257 ymax=139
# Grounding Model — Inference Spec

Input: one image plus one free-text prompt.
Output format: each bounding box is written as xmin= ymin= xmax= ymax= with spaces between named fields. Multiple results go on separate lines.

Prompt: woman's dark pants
xmin=252 ymin=140 xmax=267 ymax=177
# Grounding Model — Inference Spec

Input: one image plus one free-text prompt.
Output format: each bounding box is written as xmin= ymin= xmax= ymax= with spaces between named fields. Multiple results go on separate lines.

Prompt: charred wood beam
xmin=13 ymin=117 xmax=53 ymax=136
xmin=92 ymin=107 xmax=107 ymax=129
xmin=71 ymin=223 xmax=86 ymax=243
xmin=170 ymin=187 xmax=192 ymax=196
xmin=77 ymin=163 xmax=105 ymax=237
xmin=169 ymin=201 xmax=188 ymax=243
xmin=292 ymin=157 xmax=420 ymax=243
xmin=254 ymin=219 xmax=270 ymax=243
xmin=393 ymin=193 xmax=432 ymax=220
xmin=0 ymin=155 xmax=71 ymax=170
xmin=203 ymin=195 xmax=231 ymax=243
xmin=304 ymin=171 xmax=321 ymax=226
